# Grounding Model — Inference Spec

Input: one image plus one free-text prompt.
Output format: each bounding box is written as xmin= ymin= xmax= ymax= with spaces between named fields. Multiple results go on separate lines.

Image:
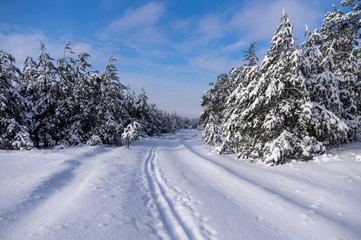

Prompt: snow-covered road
xmin=1 ymin=130 xmax=361 ymax=240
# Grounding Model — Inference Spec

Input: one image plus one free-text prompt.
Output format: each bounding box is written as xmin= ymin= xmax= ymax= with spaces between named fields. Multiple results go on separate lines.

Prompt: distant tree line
xmin=0 ymin=41 xmax=197 ymax=149
xmin=199 ymin=1 xmax=361 ymax=164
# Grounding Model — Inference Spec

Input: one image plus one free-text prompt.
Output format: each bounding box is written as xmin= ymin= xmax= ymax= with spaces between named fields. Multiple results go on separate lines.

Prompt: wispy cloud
xmin=197 ymin=13 xmax=227 ymax=40
xmin=100 ymin=2 xmax=165 ymax=43
xmin=0 ymin=30 xmax=113 ymax=71
xmin=222 ymin=40 xmax=248 ymax=52
xmin=229 ymin=0 xmax=321 ymax=42
xmin=188 ymin=55 xmax=235 ymax=73
xmin=108 ymin=2 xmax=164 ymax=31
xmin=0 ymin=31 xmax=53 ymax=65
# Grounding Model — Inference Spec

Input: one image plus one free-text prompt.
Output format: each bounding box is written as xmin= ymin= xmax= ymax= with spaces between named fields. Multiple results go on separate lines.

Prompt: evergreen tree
xmin=0 ymin=42 xmax=194 ymax=150
xmin=220 ymin=10 xmax=348 ymax=164
xmin=221 ymin=43 xmax=260 ymax=153
xmin=0 ymin=50 xmax=33 ymax=149
xmin=320 ymin=3 xmax=361 ymax=138
xmin=93 ymin=55 xmax=127 ymax=145
xmin=208 ymin=7 xmax=354 ymax=164
xmin=301 ymin=27 xmax=349 ymax=147
xmin=66 ymin=52 xmax=93 ymax=145
xmin=243 ymin=42 xmax=259 ymax=67
xmin=199 ymin=74 xmax=230 ymax=146
xmin=122 ymin=121 xmax=142 ymax=148
xmin=55 ymin=41 xmax=77 ymax=145
xmin=19 ymin=42 xmax=57 ymax=148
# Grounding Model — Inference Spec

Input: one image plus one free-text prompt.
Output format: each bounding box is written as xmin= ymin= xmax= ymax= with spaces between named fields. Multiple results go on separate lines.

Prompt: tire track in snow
xmin=178 ymin=139 xmax=361 ymax=239
xmin=144 ymin=145 xmax=209 ymax=240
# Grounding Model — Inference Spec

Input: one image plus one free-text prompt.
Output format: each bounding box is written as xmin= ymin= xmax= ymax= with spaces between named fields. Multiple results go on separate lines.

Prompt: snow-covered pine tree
xmin=226 ymin=10 xmax=319 ymax=164
xmin=320 ymin=3 xmax=361 ymax=139
xmin=94 ymin=54 xmax=127 ymax=145
xmin=0 ymin=50 xmax=33 ymax=149
xmin=148 ymin=103 xmax=164 ymax=135
xmin=22 ymin=42 xmax=57 ymax=148
xmin=54 ymin=41 xmax=78 ymax=145
xmin=21 ymin=56 xmax=37 ymax=87
xmin=122 ymin=121 xmax=142 ymax=148
xmin=243 ymin=42 xmax=259 ymax=67
xmin=202 ymin=113 xmax=222 ymax=146
xmin=199 ymin=73 xmax=230 ymax=146
xmin=134 ymin=87 xmax=152 ymax=134
xmin=340 ymin=0 xmax=361 ymax=137
xmin=1 ymin=42 xmax=194 ymax=149
xmin=301 ymin=27 xmax=349 ymax=148
xmin=170 ymin=111 xmax=178 ymax=134
xmin=66 ymin=52 xmax=93 ymax=145
xmin=221 ymin=42 xmax=260 ymax=153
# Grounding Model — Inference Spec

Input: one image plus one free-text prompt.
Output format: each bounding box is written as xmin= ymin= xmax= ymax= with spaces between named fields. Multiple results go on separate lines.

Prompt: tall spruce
xmin=0 ymin=50 xmax=33 ymax=149
xmin=320 ymin=3 xmax=361 ymax=138
xmin=201 ymin=3 xmax=359 ymax=164
xmin=27 ymin=42 xmax=57 ymax=148
xmin=199 ymin=73 xmax=230 ymax=146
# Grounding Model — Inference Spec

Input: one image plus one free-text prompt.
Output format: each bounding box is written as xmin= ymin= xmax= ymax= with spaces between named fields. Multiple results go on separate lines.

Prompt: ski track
xmin=1 ymin=130 xmax=361 ymax=240
xmin=143 ymin=144 xmax=215 ymax=240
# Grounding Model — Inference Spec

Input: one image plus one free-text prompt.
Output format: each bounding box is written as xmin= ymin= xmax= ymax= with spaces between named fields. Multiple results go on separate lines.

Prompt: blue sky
xmin=0 ymin=0 xmax=342 ymax=117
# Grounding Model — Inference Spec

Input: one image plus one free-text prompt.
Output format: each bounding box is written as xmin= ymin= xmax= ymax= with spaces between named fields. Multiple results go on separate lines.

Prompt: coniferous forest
xmin=1 ymin=1 xmax=360 ymax=166
xmin=0 ymin=41 xmax=196 ymax=150
xmin=199 ymin=1 xmax=361 ymax=164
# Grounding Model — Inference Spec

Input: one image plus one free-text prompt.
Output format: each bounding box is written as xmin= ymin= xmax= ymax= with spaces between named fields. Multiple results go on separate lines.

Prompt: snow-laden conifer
xmin=122 ymin=121 xmax=142 ymax=148
xmin=199 ymin=74 xmax=230 ymax=146
xmin=0 ymin=50 xmax=33 ymax=149
xmin=221 ymin=10 xmax=349 ymax=164
xmin=320 ymin=3 xmax=361 ymax=138
xmin=93 ymin=54 xmax=127 ymax=145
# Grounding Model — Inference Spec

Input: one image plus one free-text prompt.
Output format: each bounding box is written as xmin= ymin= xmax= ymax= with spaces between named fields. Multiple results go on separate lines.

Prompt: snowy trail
xmin=176 ymin=139 xmax=360 ymax=239
xmin=1 ymin=130 xmax=361 ymax=239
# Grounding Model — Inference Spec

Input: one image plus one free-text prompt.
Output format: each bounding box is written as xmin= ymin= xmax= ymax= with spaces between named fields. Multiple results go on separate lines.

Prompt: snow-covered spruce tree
xmin=320 ymin=3 xmax=361 ymax=139
xmin=341 ymin=0 xmax=361 ymax=137
xmin=243 ymin=42 xmax=259 ymax=67
xmin=65 ymin=52 xmax=93 ymax=145
xmin=0 ymin=50 xmax=33 ymax=149
xmin=170 ymin=111 xmax=178 ymax=134
xmin=122 ymin=121 xmax=142 ymax=148
xmin=31 ymin=42 xmax=58 ymax=148
xmin=301 ymin=27 xmax=349 ymax=148
xmin=221 ymin=42 xmax=260 ymax=153
xmin=199 ymin=73 xmax=230 ymax=146
xmin=134 ymin=87 xmax=155 ymax=136
xmin=92 ymin=54 xmax=127 ymax=145
xmin=202 ymin=113 xmax=222 ymax=146
xmin=20 ymin=42 xmax=57 ymax=148
xmin=54 ymin=41 xmax=79 ymax=145
xmin=224 ymin=9 xmax=348 ymax=164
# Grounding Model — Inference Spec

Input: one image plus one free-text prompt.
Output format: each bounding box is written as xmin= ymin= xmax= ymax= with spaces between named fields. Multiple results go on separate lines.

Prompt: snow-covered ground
xmin=1 ymin=130 xmax=361 ymax=240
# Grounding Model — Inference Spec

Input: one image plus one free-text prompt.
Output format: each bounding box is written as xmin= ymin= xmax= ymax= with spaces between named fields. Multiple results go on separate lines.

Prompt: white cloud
xmin=222 ymin=40 xmax=248 ymax=52
xmin=188 ymin=55 xmax=238 ymax=73
xmin=197 ymin=14 xmax=227 ymax=39
xmin=101 ymin=1 xmax=165 ymax=43
xmin=0 ymin=31 xmax=113 ymax=71
xmin=109 ymin=2 xmax=164 ymax=32
xmin=229 ymin=0 xmax=321 ymax=42
xmin=0 ymin=32 xmax=47 ymax=65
